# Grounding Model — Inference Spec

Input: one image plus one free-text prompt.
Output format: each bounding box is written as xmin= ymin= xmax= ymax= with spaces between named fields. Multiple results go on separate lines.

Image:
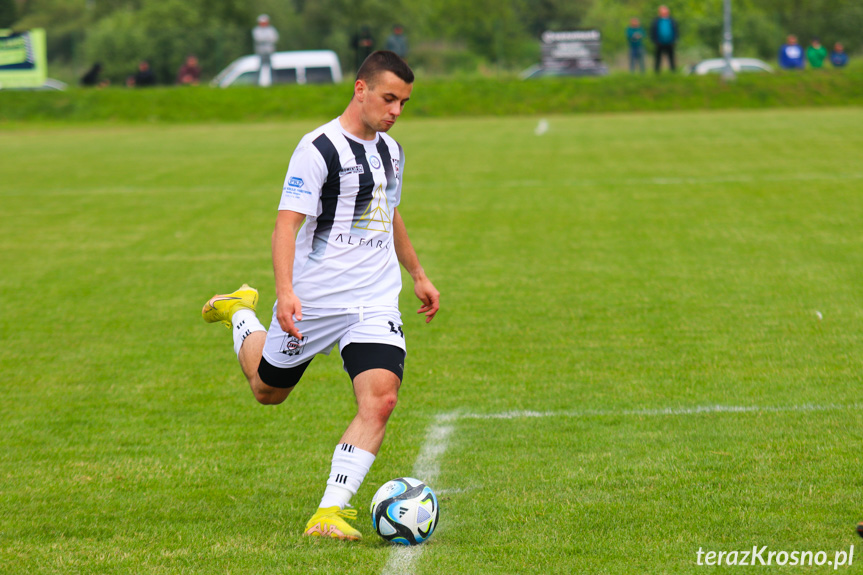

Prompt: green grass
xmin=2 ymin=65 xmax=863 ymax=123
xmin=1 ymin=109 xmax=862 ymax=573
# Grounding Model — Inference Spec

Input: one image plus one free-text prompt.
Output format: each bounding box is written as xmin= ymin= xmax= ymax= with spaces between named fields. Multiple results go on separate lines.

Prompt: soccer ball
xmin=370 ymin=477 xmax=439 ymax=545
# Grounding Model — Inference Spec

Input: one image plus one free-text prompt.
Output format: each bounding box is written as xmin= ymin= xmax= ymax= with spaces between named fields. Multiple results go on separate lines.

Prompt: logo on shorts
xmin=279 ymin=335 xmax=308 ymax=356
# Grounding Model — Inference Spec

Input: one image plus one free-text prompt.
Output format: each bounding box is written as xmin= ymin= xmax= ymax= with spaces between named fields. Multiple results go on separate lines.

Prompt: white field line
xmin=454 ymin=402 xmax=863 ymax=421
xmin=380 ymin=402 xmax=861 ymax=575
xmin=381 ymin=415 xmax=454 ymax=575
xmin=409 ymin=171 xmax=863 ymax=191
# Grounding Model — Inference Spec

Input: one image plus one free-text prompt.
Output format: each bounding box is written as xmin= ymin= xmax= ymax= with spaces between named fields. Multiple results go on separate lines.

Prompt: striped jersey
xmin=278 ymin=118 xmax=404 ymax=308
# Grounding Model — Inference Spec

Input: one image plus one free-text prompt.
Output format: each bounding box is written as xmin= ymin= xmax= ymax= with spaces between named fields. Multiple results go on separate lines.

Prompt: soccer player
xmin=201 ymin=51 xmax=439 ymax=541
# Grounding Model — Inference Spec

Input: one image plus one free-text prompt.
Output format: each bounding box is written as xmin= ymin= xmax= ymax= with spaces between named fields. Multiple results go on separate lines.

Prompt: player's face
xmin=360 ymin=71 xmax=412 ymax=133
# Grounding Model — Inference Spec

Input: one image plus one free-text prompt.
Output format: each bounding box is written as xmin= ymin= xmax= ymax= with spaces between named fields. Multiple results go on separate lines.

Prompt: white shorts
xmin=261 ymin=305 xmax=406 ymax=370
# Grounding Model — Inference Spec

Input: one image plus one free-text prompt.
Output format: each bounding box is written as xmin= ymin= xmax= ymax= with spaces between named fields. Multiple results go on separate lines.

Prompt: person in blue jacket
xmin=830 ymin=42 xmax=849 ymax=67
xmin=649 ymin=5 xmax=679 ymax=73
xmin=778 ymin=35 xmax=805 ymax=69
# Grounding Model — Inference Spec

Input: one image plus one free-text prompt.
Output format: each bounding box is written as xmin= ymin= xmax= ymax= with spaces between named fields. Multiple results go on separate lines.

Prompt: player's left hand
xmin=414 ymin=277 xmax=440 ymax=323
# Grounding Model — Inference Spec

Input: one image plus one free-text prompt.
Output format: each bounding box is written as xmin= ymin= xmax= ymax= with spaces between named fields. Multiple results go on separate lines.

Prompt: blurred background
xmin=0 ymin=0 xmax=860 ymax=85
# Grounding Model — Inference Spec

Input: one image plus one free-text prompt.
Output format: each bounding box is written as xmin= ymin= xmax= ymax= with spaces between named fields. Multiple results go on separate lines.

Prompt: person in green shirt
xmin=806 ymin=38 xmax=828 ymax=68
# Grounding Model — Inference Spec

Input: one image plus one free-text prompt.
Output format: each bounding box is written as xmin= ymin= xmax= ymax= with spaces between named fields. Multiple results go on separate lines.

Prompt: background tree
xmin=0 ymin=0 xmax=18 ymax=28
xmin=9 ymin=0 xmax=863 ymax=82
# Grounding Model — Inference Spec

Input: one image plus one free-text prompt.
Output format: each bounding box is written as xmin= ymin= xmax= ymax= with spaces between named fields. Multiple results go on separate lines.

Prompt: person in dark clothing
xmin=128 ymin=60 xmax=156 ymax=87
xmin=352 ymin=26 xmax=375 ymax=71
xmin=80 ymin=62 xmax=104 ymax=87
xmin=649 ymin=5 xmax=679 ymax=73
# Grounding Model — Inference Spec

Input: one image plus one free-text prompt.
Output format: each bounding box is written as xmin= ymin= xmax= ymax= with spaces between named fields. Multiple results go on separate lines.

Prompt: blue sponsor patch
xmin=288 ymin=177 xmax=304 ymax=188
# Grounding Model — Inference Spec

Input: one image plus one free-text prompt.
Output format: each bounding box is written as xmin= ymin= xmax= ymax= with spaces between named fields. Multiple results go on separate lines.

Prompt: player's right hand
xmin=276 ymin=293 xmax=303 ymax=339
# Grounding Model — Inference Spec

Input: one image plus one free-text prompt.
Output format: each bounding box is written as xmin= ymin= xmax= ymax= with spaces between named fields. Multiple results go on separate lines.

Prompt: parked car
xmin=688 ymin=58 xmax=773 ymax=75
xmin=0 ymin=78 xmax=67 ymax=90
xmin=211 ymin=50 xmax=342 ymax=88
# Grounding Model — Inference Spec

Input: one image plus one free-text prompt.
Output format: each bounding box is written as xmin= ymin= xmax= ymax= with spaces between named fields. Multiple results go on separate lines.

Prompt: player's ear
xmin=354 ymin=79 xmax=368 ymax=102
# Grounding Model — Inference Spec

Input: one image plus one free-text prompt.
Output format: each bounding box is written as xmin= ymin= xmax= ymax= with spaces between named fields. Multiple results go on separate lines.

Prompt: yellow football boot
xmin=304 ymin=506 xmax=362 ymax=541
xmin=202 ymin=284 xmax=259 ymax=327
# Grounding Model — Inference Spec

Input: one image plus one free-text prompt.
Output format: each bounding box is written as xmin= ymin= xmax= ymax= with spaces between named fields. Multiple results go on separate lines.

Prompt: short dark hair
xmin=356 ymin=50 xmax=414 ymax=87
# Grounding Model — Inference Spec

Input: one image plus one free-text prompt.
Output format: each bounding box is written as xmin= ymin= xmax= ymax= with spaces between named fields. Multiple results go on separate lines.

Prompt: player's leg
xmin=202 ymin=284 xmax=295 ymax=404
xmin=240 ymin=331 xmax=299 ymax=405
xmin=304 ymin=336 xmax=405 ymax=541
xmin=340 ymin=363 xmax=402 ymax=454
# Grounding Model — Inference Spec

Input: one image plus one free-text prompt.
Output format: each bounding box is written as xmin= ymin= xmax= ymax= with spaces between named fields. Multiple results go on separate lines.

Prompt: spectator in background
xmin=626 ymin=17 xmax=646 ymax=73
xmin=128 ymin=60 xmax=156 ymax=87
xmin=778 ymin=35 xmax=805 ymax=69
xmin=806 ymin=37 xmax=828 ymax=69
xmin=80 ymin=62 xmax=106 ymax=87
xmin=352 ymin=25 xmax=375 ymax=70
xmin=649 ymin=5 xmax=679 ymax=73
xmin=253 ymin=14 xmax=279 ymax=86
xmin=385 ymin=24 xmax=408 ymax=60
xmin=176 ymin=54 xmax=201 ymax=86
xmin=830 ymin=42 xmax=848 ymax=67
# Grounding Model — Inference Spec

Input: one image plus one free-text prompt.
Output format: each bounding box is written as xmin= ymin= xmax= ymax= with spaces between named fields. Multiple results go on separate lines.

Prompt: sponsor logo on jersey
xmin=339 ymin=165 xmax=365 ymax=176
xmin=353 ymin=183 xmax=391 ymax=232
xmin=391 ymin=158 xmax=400 ymax=179
xmin=283 ymin=175 xmax=311 ymax=198
xmin=333 ymin=234 xmax=391 ymax=250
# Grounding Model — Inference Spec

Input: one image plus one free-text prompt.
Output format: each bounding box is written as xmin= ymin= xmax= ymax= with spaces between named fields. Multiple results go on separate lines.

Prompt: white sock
xmin=319 ymin=443 xmax=376 ymax=509
xmin=231 ymin=308 xmax=266 ymax=356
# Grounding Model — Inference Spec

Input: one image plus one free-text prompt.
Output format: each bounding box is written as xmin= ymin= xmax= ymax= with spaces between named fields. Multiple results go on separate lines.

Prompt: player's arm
xmin=272 ymin=209 xmax=307 ymax=338
xmin=393 ymin=207 xmax=440 ymax=323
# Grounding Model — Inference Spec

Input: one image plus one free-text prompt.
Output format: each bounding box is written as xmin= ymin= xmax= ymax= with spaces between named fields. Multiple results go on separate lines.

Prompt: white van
xmin=211 ymin=50 xmax=342 ymax=87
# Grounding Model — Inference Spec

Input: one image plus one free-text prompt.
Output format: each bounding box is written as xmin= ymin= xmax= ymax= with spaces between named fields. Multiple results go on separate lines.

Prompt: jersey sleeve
xmin=278 ymin=140 xmax=327 ymax=216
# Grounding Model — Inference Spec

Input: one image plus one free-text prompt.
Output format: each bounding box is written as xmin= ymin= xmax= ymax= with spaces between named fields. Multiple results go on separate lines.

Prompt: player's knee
xmin=369 ymin=392 xmax=398 ymax=422
xmin=252 ymin=385 xmax=290 ymax=405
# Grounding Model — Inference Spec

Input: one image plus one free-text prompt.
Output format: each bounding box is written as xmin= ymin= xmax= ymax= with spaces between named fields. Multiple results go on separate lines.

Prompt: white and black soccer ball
xmin=370 ymin=477 xmax=439 ymax=545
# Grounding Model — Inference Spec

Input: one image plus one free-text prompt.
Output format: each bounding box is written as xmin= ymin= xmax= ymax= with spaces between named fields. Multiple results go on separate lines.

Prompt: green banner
xmin=0 ymin=29 xmax=47 ymax=88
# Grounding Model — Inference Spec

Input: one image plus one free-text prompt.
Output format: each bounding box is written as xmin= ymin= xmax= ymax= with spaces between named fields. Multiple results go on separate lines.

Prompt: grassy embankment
xmin=1 ymin=65 xmax=862 ymax=124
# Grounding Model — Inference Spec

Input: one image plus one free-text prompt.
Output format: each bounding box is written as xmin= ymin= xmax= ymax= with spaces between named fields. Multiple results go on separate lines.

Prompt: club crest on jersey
xmin=278 ymin=335 xmax=308 ymax=356
xmin=368 ymin=155 xmax=382 ymax=169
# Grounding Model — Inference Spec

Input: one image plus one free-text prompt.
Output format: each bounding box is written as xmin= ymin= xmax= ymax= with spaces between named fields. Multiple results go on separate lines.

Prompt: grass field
xmin=1 ymin=108 xmax=862 ymax=574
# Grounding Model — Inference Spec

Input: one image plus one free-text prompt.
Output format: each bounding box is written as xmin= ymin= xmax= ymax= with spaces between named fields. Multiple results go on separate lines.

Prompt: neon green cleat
xmin=304 ymin=506 xmax=362 ymax=541
xmin=202 ymin=284 xmax=259 ymax=328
